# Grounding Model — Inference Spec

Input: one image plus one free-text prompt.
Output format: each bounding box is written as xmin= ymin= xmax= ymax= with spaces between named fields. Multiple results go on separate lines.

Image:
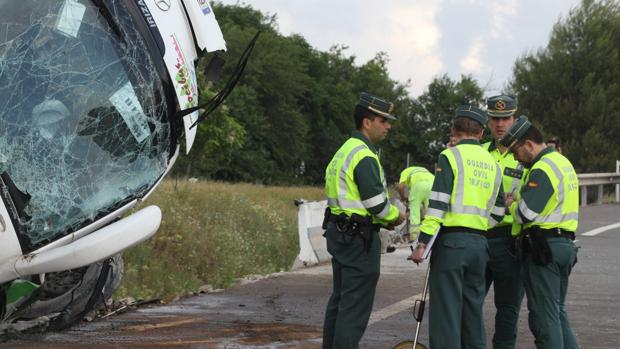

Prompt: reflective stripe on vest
xmin=407 ymin=167 xmax=430 ymax=182
xmin=337 ymin=144 xmax=366 ymax=202
xmin=429 ymin=191 xmax=450 ymax=203
xmin=448 ymin=146 xmax=502 ymax=220
xmin=325 ymin=138 xmax=393 ymax=220
xmin=520 ymin=152 xmax=579 ymax=230
xmin=483 ymin=141 xmax=524 ymax=227
xmin=424 ymin=144 xmax=503 ymax=231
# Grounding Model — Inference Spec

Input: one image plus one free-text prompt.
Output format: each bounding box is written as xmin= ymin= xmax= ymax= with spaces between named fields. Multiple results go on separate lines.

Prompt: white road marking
xmin=366 ymin=220 xmax=616 ymax=326
xmin=582 ymin=222 xmax=620 ymax=236
xmin=368 ymin=293 xmax=423 ymax=326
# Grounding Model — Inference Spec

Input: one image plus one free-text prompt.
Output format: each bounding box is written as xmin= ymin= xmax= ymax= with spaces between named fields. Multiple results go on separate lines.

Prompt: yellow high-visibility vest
xmin=426 ymin=143 xmax=503 ymax=230
xmin=325 ymin=137 xmax=397 ymax=225
xmin=519 ymin=152 xmax=579 ymax=232
xmin=483 ymin=142 xmax=526 ymax=230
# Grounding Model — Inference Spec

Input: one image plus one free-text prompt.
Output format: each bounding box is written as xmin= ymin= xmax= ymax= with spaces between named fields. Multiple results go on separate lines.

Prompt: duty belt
xmin=533 ymin=227 xmax=575 ymax=240
xmin=325 ymin=212 xmax=373 ymax=226
xmin=440 ymin=226 xmax=486 ymax=235
xmin=516 ymin=227 xmax=575 ymax=266
xmin=483 ymin=226 xmax=512 ymax=239
xmin=323 ymin=209 xmax=378 ymax=252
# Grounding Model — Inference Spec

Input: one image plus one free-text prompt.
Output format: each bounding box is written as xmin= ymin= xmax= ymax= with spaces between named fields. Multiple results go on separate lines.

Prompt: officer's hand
xmin=505 ymin=193 xmax=515 ymax=209
xmin=410 ymin=243 xmax=426 ymax=264
xmin=386 ymin=211 xmax=407 ymax=230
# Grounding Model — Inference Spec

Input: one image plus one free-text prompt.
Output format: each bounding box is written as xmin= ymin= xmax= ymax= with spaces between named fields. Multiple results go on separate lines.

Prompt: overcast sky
xmin=216 ymin=0 xmax=582 ymax=97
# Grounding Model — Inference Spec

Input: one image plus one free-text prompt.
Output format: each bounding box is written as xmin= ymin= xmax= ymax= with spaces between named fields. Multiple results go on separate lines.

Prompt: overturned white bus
xmin=0 ymin=0 xmax=238 ymax=331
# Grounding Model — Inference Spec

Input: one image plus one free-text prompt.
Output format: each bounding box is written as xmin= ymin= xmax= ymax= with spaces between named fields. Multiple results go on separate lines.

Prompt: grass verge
xmin=114 ymin=180 xmax=324 ymax=301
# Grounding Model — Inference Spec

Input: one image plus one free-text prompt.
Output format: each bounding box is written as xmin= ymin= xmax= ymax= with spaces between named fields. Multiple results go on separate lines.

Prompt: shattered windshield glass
xmin=0 ymin=0 xmax=171 ymax=249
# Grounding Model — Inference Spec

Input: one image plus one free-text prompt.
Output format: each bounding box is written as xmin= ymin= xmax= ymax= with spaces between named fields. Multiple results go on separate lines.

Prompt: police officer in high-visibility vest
xmin=398 ymin=166 xmax=434 ymax=241
xmin=323 ymin=92 xmax=406 ymax=349
xmin=483 ymin=95 xmax=526 ymax=349
xmin=500 ymin=117 xmax=579 ymax=349
xmin=398 ymin=167 xmax=417 ymax=201
xmin=411 ymin=105 xmax=505 ymax=349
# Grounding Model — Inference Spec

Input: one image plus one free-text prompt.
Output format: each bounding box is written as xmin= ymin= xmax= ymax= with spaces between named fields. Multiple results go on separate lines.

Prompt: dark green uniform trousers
xmin=429 ymin=233 xmax=488 ymax=349
xmin=322 ymin=222 xmax=380 ymax=349
xmin=523 ymin=237 xmax=579 ymax=349
xmin=485 ymin=236 xmax=524 ymax=349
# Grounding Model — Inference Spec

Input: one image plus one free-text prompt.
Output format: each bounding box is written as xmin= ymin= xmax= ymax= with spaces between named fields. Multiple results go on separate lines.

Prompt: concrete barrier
xmin=294 ymin=200 xmax=329 ymax=267
xmin=294 ymin=199 xmax=408 ymax=268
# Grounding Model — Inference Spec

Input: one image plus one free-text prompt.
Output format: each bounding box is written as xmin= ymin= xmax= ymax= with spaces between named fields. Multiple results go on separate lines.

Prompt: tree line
xmin=173 ymin=0 xmax=620 ymax=185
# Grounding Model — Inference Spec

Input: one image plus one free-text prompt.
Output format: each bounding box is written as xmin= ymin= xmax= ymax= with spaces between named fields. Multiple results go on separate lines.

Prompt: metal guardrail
xmin=578 ymin=173 xmax=620 ymax=186
xmin=578 ymin=160 xmax=620 ymax=207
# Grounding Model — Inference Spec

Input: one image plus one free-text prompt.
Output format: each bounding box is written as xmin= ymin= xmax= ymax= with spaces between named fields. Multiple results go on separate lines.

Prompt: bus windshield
xmin=0 ymin=0 xmax=172 ymax=249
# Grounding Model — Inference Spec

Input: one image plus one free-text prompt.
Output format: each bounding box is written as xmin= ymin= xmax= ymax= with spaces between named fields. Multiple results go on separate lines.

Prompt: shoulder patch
xmin=504 ymin=167 xmax=523 ymax=179
xmin=527 ymin=181 xmax=538 ymax=188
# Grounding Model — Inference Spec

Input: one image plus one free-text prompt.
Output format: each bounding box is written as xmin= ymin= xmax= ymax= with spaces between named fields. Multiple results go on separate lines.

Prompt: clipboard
xmin=421 ymin=227 xmax=439 ymax=260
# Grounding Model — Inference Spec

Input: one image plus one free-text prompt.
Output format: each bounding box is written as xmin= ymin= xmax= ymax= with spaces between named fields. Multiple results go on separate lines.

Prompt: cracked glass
xmin=0 ymin=0 xmax=171 ymax=248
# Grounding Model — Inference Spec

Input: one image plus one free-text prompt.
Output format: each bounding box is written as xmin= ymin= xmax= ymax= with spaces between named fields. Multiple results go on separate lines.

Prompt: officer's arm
xmin=354 ymin=157 xmax=399 ymax=223
xmin=418 ymin=154 xmax=453 ymax=244
xmin=511 ymin=169 xmax=554 ymax=224
xmin=489 ymin=164 xmax=506 ymax=227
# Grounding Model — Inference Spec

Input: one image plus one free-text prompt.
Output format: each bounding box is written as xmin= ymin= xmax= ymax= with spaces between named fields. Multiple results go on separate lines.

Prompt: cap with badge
xmin=487 ymin=95 xmax=518 ymax=117
xmin=357 ymin=92 xmax=396 ymax=120
xmin=499 ymin=115 xmax=532 ymax=148
xmin=454 ymin=105 xmax=487 ymax=125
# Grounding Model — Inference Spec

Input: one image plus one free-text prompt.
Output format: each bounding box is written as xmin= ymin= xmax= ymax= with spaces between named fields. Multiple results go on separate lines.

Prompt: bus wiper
xmin=91 ymin=0 xmax=124 ymax=40
xmin=175 ymin=31 xmax=262 ymax=127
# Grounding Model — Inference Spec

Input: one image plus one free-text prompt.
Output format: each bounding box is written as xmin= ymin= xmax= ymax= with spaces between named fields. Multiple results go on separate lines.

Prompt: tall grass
xmin=114 ymin=180 xmax=324 ymax=301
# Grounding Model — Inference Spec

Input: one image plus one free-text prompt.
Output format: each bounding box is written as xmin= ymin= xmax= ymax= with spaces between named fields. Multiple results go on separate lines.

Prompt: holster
xmin=349 ymin=214 xmax=375 ymax=252
xmin=514 ymin=235 xmax=526 ymax=262
xmin=322 ymin=207 xmax=331 ymax=230
xmin=322 ymin=209 xmax=375 ymax=252
xmin=526 ymin=227 xmax=553 ymax=266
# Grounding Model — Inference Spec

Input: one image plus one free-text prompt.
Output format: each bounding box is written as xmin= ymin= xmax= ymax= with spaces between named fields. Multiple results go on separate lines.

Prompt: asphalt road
xmin=4 ymin=204 xmax=620 ymax=349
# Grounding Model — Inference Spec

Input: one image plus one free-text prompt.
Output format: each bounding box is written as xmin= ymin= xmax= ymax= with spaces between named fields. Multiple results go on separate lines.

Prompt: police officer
xmin=398 ymin=166 xmax=416 ymax=203
xmin=500 ymin=117 xmax=579 ymax=349
xmin=323 ymin=92 xmax=406 ymax=349
xmin=411 ymin=105 xmax=505 ymax=349
xmin=546 ymin=135 xmax=563 ymax=154
xmin=483 ymin=95 xmax=526 ymax=349
xmin=398 ymin=166 xmax=434 ymax=241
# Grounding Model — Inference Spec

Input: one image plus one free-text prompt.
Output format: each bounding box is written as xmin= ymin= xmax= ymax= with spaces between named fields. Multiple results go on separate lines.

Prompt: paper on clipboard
xmin=421 ymin=227 xmax=440 ymax=260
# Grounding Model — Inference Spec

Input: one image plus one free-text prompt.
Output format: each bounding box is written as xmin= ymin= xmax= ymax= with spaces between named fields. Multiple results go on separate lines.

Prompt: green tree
xmin=178 ymin=3 xmax=484 ymax=185
xmin=181 ymin=3 xmax=420 ymax=185
xmin=297 ymin=45 xmax=359 ymax=184
xmin=195 ymin=3 xmax=313 ymax=183
xmin=511 ymin=0 xmax=620 ymax=172
xmin=351 ymin=53 xmax=414 ymax=183
xmin=407 ymin=75 xmax=484 ymax=169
